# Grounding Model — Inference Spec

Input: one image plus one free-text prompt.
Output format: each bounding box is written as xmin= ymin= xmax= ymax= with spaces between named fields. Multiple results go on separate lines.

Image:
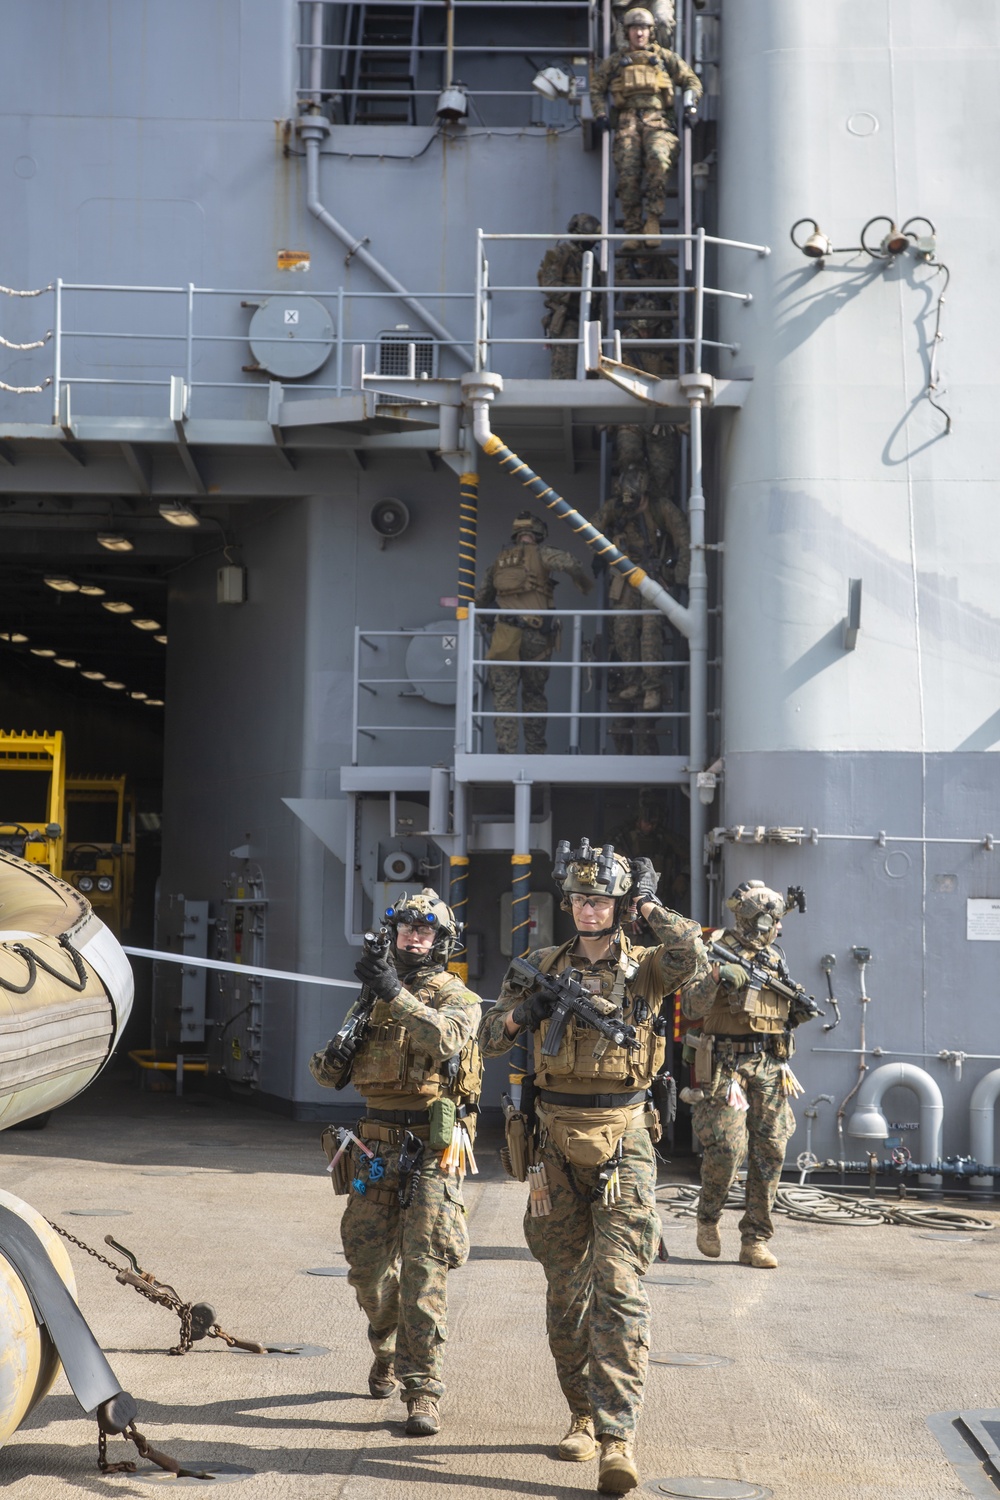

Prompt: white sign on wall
xmin=967 ymin=899 xmax=1000 ymax=941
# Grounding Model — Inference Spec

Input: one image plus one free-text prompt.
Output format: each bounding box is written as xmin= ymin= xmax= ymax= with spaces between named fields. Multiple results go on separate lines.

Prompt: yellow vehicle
xmin=62 ymin=775 xmax=136 ymax=937
xmin=0 ymin=730 xmax=66 ymax=876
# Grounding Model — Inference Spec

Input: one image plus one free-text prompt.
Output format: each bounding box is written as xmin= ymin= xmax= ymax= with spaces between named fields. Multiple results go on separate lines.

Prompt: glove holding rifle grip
xmin=326 ymin=927 xmax=392 ymax=1084
xmin=354 ymin=926 xmax=400 ymax=1002
xmin=511 ymin=988 xmax=555 ymax=1032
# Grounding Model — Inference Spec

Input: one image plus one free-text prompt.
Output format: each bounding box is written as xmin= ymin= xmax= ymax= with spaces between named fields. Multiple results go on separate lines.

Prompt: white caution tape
xmin=123 ymin=946 xmax=358 ymax=990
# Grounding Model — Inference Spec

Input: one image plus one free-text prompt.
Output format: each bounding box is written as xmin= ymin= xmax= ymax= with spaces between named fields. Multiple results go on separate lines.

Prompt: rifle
xmin=326 ymin=926 xmax=391 ymax=1086
xmin=507 ymin=954 xmax=639 ymax=1058
xmin=709 ymin=940 xmax=823 ymax=1027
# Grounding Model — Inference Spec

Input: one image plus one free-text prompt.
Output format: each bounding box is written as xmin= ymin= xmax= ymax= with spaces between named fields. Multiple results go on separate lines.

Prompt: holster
xmin=692 ymin=1033 xmax=714 ymax=1086
xmin=320 ymin=1126 xmax=352 ymax=1197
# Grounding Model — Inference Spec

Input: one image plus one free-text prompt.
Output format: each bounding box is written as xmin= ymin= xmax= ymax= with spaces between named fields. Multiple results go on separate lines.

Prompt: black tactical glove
xmin=631 ymin=856 xmax=660 ymax=905
xmin=511 ymin=989 xmax=555 ymax=1032
xmin=718 ymin=963 xmax=748 ymax=992
xmin=354 ymin=950 xmax=401 ymax=1002
xmin=593 ymin=114 xmax=612 ymax=135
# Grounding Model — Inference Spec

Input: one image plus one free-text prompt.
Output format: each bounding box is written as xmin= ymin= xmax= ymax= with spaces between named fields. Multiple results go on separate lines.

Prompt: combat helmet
xmin=511 ymin=510 xmax=548 ymax=543
xmin=725 ymin=880 xmax=785 ymax=947
xmin=567 ymin=213 xmax=601 ymax=239
xmin=552 ymin=838 xmax=634 ymax=932
xmin=384 ymin=887 xmax=460 ymax=962
xmin=623 ymin=7 xmax=655 ymax=27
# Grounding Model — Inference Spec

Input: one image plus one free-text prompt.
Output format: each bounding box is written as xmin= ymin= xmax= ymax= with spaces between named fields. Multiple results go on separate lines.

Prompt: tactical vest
xmin=701 ymin=928 xmax=790 ymax=1036
xmin=529 ymin=936 xmax=667 ymax=1090
xmin=538 ymin=244 xmax=583 ymax=293
xmin=350 ymin=970 xmax=482 ymax=1102
xmin=492 ymin=540 xmax=553 ymax=614
xmin=609 ymin=50 xmax=673 ymax=108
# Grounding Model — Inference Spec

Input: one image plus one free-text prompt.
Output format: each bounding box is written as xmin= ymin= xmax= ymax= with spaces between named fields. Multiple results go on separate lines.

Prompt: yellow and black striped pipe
xmin=510 ymin=852 xmax=532 ymax=962
xmin=456 ymin=471 xmax=478 ymax=619
xmin=447 ymin=854 xmax=469 ymax=980
xmin=481 ymin=433 xmax=645 ymax=593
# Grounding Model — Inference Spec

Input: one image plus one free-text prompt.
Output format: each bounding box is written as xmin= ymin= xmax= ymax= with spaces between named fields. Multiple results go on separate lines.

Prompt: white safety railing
xmin=351 ymin=610 xmax=691 ymax=765
xmin=474 ymin=226 xmax=769 ymax=376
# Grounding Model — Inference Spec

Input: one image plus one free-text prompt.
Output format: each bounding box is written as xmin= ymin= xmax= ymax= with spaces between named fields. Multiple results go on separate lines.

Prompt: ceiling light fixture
xmin=154 ymin=634 xmax=168 ymax=645
xmin=130 ymin=691 xmax=148 ymax=701
xmin=0 ymin=632 xmax=29 ymax=644
xmin=144 ymin=699 xmax=165 ymax=707
xmin=102 ymin=600 xmax=134 ymax=615
xmin=30 ymin=647 xmax=57 ymax=658
xmin=78 ymin=583 xmax=106 ymax=597
xmin=43 ymin=576 xmax=80 ymax=593
xmin=97 ymin=533 xmax=134 ymax=553
xmin=54 ymin=658 xmax=79 ymax=669
xmin=131 ymin=618 xmax=162 ymax=632
xmin=103 ymin=680 xmax=127 ymax=691
xmin=159 ymin=500 xmax=201 ymax=528
xmin=80 ymin=670 xmax=106 ymax=681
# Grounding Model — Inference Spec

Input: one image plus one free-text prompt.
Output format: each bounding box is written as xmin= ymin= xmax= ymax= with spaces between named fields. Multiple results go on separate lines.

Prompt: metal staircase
xmin=344 ymin=4 xmax=422 ymax=124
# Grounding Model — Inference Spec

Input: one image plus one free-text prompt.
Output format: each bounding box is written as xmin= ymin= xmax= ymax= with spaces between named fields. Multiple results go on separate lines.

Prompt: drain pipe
xmin=846 ymin=1062 xmax=944 ymax=1187
xmin=969 ymin=1069 xmax=1000 ymax=1189
xmin=298 ymin=120 xmax=472 ymax=368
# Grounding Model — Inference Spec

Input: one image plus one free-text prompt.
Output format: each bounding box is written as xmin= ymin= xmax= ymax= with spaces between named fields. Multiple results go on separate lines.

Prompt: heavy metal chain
xmin=98 ymin=1421 xmax=211 ymax=1479
xmin=47 ymin=1219 xmax=265 ymax=1356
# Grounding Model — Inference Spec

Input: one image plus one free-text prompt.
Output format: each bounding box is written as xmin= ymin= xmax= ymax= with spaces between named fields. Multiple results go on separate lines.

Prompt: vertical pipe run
xmin=444 ymin=0 xmax=455 ymax=89
xmin=686 ymin=389 xmax=708 ymax=922
xmin=310 ymin=1 xmax=324 ymax=107
xmin=457 ymin=470 xmax=478 ymax=615
xmin=448 ymin=855 xmax=469 ymax=980
xmin=511 ymin=779 xmax=532 ymax=961
xmin=576 ymin=251 xmax=594 ymax=381
xmin=568 ymin=612 xmax=584 ymax=753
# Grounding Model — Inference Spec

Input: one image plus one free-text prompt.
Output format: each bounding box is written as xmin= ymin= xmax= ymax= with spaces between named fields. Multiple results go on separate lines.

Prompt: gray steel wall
xmin=716 ymin=0 xmax=1000 ymax=1162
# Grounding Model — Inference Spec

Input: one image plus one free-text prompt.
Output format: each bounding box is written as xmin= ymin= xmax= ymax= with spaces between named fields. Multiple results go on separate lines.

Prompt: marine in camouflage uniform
xmin=309 ymin=889 xmax=482 ymax=1435
xmin=590 ymin=12 xmax=701 ymax=248
xmin=678 ymin=882 xmax=817 ymax=1269
xmin=476 ymin=512 xmax=593 ymax=754
xmin=538 ymin=214 xmax=603 ymax=380
xmin=594 ymin=469 xmax=689 ymax=753
xmin=479 ymin=845 xmax=706 ymax=1494
xmin=612 ymin=787 xmax=689 ymax=909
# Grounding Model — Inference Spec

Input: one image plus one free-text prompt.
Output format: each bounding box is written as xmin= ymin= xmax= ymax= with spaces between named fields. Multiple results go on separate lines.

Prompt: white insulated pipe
xmin=853 ymin=1062 xmax=944 ymax=1185
xmin=969 ymin=1068 xmax=1000 ymax=1187
xmin=300 ymin=124 xmax=473 ymax=368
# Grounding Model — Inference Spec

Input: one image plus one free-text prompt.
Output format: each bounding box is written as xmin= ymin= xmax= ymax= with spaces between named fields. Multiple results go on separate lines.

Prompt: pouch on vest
xmin=429 ymin=1096 xmax=457 ymax=1151
xmin=487 ymin=621 xmax=523 ymax=660
xmin=541 ymin=1103 xmax=636 ymax=1169
xmin=321 ymin=1126 xmax=352 ymax=1196
xmin=621 ymin=62 xmax=663 ymax=92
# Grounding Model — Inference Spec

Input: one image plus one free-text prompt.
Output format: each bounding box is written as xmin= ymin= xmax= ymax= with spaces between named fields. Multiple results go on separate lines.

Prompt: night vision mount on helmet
xmin=383 ymin=887 xmax=460 ymax=962
xmin=510 ymin=510 xmax=548 ymax=542
xmin=552 ymin=838 xmax=636 ymax=934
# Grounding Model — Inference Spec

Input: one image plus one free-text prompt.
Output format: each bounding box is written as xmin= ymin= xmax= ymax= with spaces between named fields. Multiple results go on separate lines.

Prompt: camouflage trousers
xmin=613 ymin=109 xmax=679 ymax=222
xmin=487 ymin=625 xmax=554 ymax=753
xmin=550 ymin=321 xmax=580 ymax=379
xmin=690 ymin=1051 xmax=795 ymax=1243
xmin=523 ymin=1129 xmax=660 ymax=1438
xmin=340 ymin=1136 xmax=470 ymax=1400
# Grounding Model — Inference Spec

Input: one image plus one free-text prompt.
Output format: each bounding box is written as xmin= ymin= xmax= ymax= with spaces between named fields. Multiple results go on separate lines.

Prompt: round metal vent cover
xmin=647 ymin=1480 xmax=771 ymax=1499
xmin=404 ymin=619 xmax=459 ymax=706
xmin=248 ymin=296 xmax=334 ymax=379
xmin=649 ymin=1352 xmax=732 ymax=1367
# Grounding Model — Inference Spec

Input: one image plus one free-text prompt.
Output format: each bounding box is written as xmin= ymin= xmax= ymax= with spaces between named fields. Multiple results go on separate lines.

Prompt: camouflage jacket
xmin=310 ymin=960 xmax=481 ymax=1108
xmin=479 ymin=901 xmax=706 ymax=1059
xmin=475 ymin=543 xmax=593 ymax=610
xmin=590 ymin=43 xmax=701 ymax=119
xmin=537 ymin=242 xmax=603 ymax=336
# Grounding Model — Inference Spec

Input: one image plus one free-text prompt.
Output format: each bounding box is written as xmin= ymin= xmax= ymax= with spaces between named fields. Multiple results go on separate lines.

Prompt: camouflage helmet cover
xmin=567 ymin=213 xmax=602 ymax=237
xmin=384 ymin=886 xmax=460 ymax=958
xmin=725 ymin=880 xmax=785 ymax=944
xmin=511 ymin=509 xmax=547 ymax=542
xmin=623 ymin=7 xmax=655 ymax=27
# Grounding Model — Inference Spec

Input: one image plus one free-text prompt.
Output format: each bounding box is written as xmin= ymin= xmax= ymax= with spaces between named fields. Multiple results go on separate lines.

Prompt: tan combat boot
xmin=368 ymin=1356 xmax=397 ymax=1398
xmin=621 ymin=213 xmax=644 ymax=252
xmin=405 ymin=1394 xmax=441 ymax=1435
xmin=739 ymin=1239 xmax=778 ymax=1269
xmin=695 ymin=1220 xmax=721 ymax=1258
xmin=643 ymin=214 xmax=662 ymax=247
xmin=642 ymin=687 xmax=661 ymax=712
xmin=598 ymin=1436 xmax=639 ymax=1494
xmin=557 ymin=1412 xmax=597 ymax=1462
